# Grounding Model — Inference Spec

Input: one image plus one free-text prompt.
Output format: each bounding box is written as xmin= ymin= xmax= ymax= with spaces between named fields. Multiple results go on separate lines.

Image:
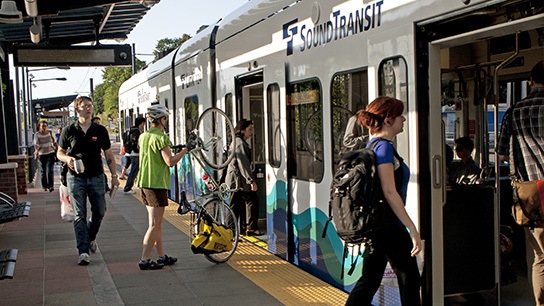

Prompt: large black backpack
xmin=123 ymin=127 xmax=139 ymax=153
xmin=323 ymin=139 xmax=383 ymax=278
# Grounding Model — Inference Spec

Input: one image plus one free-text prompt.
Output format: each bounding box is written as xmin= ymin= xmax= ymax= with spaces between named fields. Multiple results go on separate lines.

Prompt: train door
xmin=419 ymin=7 xmax=542 ymax=305
xmin=232 ymin=69 xmax=273 ymax=249
xmin=425 ymin=28 xmax=499 ymax=306
xmin=263 ymin=64 xmax=290 ymax=260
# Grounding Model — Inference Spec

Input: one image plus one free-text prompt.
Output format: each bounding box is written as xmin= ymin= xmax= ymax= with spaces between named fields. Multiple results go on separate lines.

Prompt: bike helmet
xmin=146 ymin=104 xmax=170 ymax=120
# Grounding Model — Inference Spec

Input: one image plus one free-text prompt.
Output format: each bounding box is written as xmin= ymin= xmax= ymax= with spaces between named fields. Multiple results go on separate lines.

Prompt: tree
xmin=93 ymin=58 xmax=146 ymax=119
xmin=93 ymin=83 xmax=106 ymax=114
xmin=92 ymin=35 xmax=190 ymax=119
xmin=153 ymin=35 xmax=190 ymax=61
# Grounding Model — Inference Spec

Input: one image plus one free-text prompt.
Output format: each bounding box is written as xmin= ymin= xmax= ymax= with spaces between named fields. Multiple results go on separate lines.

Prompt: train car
xmin=118 ymin=50 xmax=176 ymax=139
xmin=119 ymin=0 xmax=543 ymax=304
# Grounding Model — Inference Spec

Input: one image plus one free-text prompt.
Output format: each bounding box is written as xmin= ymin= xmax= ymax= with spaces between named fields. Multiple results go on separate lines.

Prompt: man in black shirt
xmin=57 ymin=96 xmax=119 ymax=266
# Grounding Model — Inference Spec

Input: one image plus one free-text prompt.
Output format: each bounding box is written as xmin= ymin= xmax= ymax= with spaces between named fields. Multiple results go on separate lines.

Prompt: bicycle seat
xmin=177 ymin=192 xmax=191 ymax=215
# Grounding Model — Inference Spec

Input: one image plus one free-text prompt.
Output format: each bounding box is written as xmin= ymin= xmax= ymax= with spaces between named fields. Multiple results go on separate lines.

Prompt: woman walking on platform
xmin=345 ymin=96 xmax=422 ymax=306
xmin=34 ymin=119 xmax=57 ymax=192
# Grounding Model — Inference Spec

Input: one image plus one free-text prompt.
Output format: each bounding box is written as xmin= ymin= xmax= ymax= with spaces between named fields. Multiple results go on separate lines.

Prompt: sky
xmin=23 ymin=0 xmax=250 ymax=100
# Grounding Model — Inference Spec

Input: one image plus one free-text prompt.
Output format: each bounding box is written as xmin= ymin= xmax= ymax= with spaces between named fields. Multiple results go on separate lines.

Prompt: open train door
xmin=263 ymin=63 xmax=291 ymax=261
xmin=422 ymin=23 xmax=498 ymax=306
xmin=418 ymin=6 xmax=543 ymax=305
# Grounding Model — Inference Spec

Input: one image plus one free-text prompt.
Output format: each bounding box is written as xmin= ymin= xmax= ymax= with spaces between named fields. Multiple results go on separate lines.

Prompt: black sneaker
xmin=157 ymin=254 xmax=177 ymax=265
xmin=138 ymin=259 xmax=164 ymax=270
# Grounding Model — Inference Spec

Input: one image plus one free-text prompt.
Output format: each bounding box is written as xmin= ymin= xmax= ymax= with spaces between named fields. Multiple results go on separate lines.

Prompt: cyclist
xmin=136 ymin=104 xmax=189 ymax=270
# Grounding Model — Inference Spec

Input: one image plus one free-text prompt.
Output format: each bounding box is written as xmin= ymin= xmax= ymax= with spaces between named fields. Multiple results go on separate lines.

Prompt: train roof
xmin=174 ymin=23 xmax=216 ymax=64
xmin=215 ymin=0 xmax=296 ymax=44
xmin=119 ymin=49 xmax=176 ymax=95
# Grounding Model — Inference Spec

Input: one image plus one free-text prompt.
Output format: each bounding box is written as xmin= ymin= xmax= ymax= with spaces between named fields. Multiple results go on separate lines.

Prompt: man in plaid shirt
xmin=497 ymin=60 xmax=544 ymax=305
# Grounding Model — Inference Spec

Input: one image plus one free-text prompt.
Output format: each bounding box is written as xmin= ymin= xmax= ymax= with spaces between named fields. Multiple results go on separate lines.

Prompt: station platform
xmin=0 ymin=144 xmax=348 ymax=305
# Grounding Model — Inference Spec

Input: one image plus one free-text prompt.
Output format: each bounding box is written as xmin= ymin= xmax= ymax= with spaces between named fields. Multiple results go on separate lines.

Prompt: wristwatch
xmin=111 ymin=174 xmax=119 ymax=178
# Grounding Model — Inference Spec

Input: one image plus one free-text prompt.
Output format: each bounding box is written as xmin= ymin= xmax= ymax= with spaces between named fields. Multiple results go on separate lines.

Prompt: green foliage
xmin=92 ymin=35 xmax=190 ymax=119
xmin=153 ymin=35 xmax=190 ymax=61
xmin=93 ymin=83 xmax=106 ymax=114
xmin=99 ymin=66 xmax=132 ymax=119
xmin=93 ymin=58 xmax=146 ymax=119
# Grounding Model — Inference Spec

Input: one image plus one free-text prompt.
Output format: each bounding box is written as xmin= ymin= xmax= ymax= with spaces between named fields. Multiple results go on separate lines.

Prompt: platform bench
xmin=0 ymin=192 xmax=31 ymax=224
xmin=0 ymin=248 xmax=17 ymax=280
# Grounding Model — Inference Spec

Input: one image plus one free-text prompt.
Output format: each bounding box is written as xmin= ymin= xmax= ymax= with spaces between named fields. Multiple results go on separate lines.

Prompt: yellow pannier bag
xmin=191 ymin=214 xmax=233 ymax=254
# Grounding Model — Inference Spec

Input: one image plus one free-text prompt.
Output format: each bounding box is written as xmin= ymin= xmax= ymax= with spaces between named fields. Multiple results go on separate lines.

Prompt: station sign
xmin=12 ymin=44 xmax=132 ymax=67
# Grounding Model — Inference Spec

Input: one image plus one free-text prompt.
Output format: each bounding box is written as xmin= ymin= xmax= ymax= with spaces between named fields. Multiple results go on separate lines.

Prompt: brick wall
xmin=0 ymin=163 xmax=18 ymax=203
xmin=8 ymin=155 xmax=27 ymax=195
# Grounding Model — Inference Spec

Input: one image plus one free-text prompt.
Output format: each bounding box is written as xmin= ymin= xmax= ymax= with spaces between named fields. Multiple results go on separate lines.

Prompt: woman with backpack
xmin=345 ymin=96 xmax=422 ymax=306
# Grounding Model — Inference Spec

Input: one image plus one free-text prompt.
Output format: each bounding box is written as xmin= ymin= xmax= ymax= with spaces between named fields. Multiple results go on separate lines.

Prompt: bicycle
xmin=172 ymin=107 xmax=238 ymax=263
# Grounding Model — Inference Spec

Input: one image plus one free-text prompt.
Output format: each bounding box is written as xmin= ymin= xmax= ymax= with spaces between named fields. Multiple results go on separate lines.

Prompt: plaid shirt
xmin=496 ymin=87 xmax=544 ymax=181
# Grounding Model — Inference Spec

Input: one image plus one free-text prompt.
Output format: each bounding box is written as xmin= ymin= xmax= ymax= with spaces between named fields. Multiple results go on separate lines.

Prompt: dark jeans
xmin=39 ymin=152 xmax=56 ymax=189
xmin=345 ymin=226 xmax=421 ymax=306
xmin=67 ymin=173 xmax=107 ymax=255
xmin=124 ymin=155 xmax=139 ymax=192
xmin=231 ymin=191 xmax=259 ymax=231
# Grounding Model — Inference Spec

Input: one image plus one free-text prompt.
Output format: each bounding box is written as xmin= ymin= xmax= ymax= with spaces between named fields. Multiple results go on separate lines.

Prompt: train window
xmin=379 ymin=57 xmax=408 ymax=111
xmin=287 ymin=79 xmax=323 ymax=182
xmin=249 ymin=88 xmax=265 ymax=165
xmin=331 ymin=69 xmax=369 ymax=169
xmin=267 ymin=84 xmax=281 ymax=168
xmin=184 ymin=96 xmax=199 ymax=142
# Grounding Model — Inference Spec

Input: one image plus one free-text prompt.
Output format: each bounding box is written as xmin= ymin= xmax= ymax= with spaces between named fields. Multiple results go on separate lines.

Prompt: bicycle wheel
xmin=202 ymin=198 xmax=239 ymax=263
xmin=195 ymin=107 xmax=235 ymax=170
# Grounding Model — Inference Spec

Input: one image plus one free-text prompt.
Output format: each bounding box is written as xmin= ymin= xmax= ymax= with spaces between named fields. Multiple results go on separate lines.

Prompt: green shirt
xmin=137 ymin=127 xmax=171 ymax=189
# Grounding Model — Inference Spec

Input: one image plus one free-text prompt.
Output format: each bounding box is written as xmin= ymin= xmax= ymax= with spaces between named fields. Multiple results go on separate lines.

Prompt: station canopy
xmin=0 ymin=0 xmax=158 ymax=52
xmin=0 ymin=1 xmax=160 ymax=109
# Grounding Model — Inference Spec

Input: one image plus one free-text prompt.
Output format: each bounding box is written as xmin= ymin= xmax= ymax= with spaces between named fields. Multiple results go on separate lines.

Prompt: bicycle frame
xmin=180 ymin=131 xmax=232 ymax=211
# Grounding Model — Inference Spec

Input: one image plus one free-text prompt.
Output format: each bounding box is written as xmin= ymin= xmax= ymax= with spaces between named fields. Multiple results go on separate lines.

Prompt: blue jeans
xmin=39 ymin=152 xmax=55 ymax=189
xmin=124 ymin=155 xmax=139 ymax=192
xmin=67 ymin=173 xmax=107 ymax=255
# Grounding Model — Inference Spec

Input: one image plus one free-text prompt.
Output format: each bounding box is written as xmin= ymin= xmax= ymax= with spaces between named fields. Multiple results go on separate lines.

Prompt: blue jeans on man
xmin=124 ymin=155 xmax=139 ymax=192
xmin=67 ymin=173 xmax=106 ymax=255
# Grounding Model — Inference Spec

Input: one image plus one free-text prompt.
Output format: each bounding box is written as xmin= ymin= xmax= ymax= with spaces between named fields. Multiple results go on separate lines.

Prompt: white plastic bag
xmin=60 ymin=185 xmax=75 ymax=222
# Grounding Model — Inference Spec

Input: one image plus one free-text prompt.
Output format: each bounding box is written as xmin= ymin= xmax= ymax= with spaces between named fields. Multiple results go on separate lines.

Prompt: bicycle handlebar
xmin=170 ymin=144 xmax=187 ymax=154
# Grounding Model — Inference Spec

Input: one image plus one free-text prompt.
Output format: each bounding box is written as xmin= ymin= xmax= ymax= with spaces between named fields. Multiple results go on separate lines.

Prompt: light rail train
xmin=119 ymin=0 xmax=544 ymax=304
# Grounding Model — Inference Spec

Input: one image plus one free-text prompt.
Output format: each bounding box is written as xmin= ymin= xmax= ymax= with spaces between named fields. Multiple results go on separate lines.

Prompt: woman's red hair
xmin=357 ymin=96 xmax=404 ymax=134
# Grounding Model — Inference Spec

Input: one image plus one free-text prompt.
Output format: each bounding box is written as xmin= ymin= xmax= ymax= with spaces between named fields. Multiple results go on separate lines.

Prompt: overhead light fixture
xmin=139 ymin=0 xmax=156 ymax=8
xmin=29 ymin=20 xmax=41 ymax=44
xmin=24 ymin=0 xmax=37 ymax=17
xmin=0 ymin=0 xmax=23 ymax=23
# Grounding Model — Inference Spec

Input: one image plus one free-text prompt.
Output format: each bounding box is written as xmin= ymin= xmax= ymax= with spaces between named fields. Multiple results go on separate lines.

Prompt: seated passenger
xmin=449 ymin=136 xmax=482 ymax=185
xmin=445 ymin=143 xmax=453 ymax=175
xmin=342 ymin=110 xmax=367 ymax=151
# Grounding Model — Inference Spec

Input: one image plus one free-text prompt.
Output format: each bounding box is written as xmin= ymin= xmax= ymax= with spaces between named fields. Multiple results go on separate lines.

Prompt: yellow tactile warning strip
xmin=159 ymin=199 xmax=348 ymax=306
xmin=111 ymin=161 xmax=348 ymax=304
xmin=241 ymin=234 xmax=268 ymax=248
xmin=127 ymin=190 xmax=348 ymax=305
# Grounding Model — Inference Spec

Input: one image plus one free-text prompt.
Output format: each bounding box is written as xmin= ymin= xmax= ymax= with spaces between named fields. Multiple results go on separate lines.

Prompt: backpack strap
xmin=347 ymin=244 xmax=362 ymax=276
xmin=322 ymin=206 xmax=332 ymax=238
xmin=341 ymin=244 xmax=348 ymax=279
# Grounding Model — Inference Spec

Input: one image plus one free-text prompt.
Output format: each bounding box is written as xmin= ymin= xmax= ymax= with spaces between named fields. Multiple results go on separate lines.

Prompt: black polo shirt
xmin=59 ymin=121 xmax=111 ymax=178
